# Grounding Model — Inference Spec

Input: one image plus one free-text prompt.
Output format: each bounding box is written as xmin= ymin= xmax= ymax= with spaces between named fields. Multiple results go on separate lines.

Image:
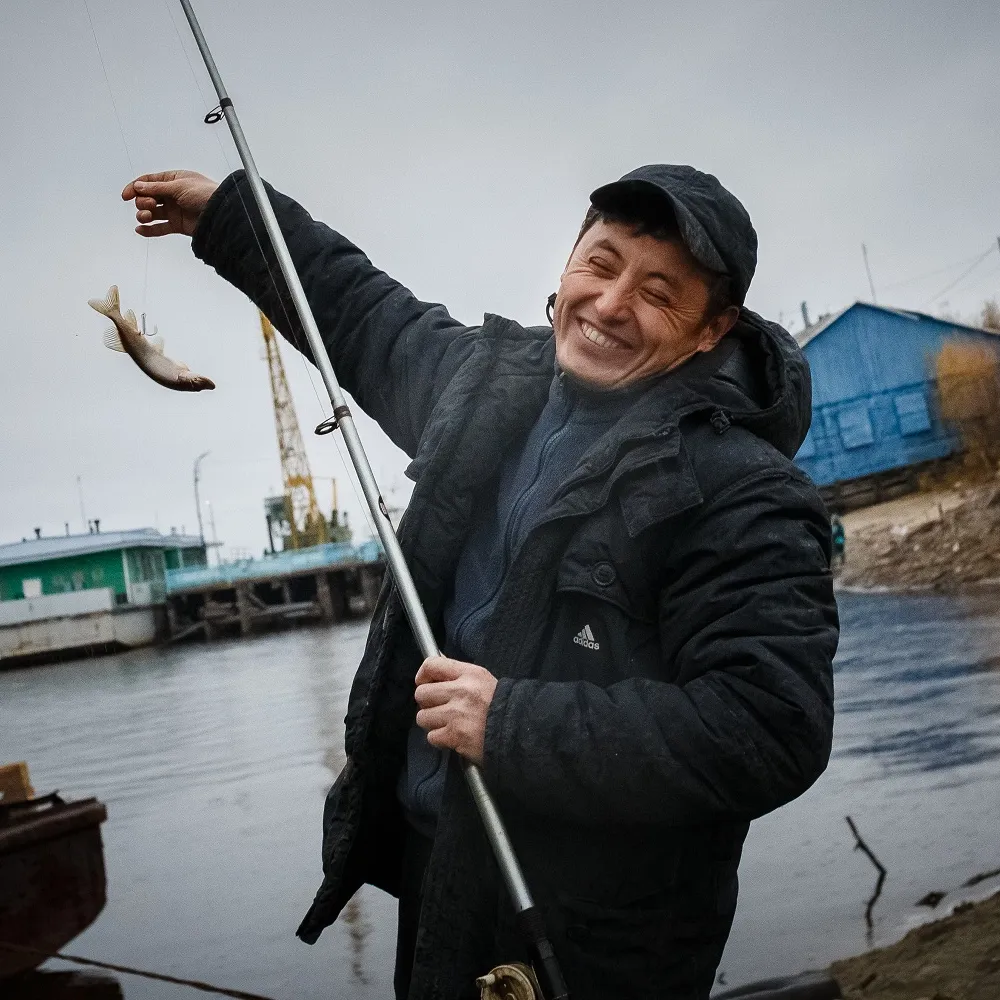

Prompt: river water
xmin=2 ymin=590 xmax=1000 ymax=998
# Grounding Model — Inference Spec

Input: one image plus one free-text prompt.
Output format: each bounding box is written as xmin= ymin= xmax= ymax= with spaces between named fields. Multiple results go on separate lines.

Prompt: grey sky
xmin=2 ymin=1 xmax=999 ymax=555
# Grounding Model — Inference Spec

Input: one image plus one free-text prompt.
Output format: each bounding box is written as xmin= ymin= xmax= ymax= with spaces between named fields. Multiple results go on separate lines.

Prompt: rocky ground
xmin=831 ymin=890 xmax=1000 ymax=1000
xmin=838 ymin=479 xmax=1000 ymax=591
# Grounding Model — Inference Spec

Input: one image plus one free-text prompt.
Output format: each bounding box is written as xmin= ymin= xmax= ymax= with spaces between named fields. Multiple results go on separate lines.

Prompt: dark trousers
xmin=394 ymin=826 xmax=435 ymax=999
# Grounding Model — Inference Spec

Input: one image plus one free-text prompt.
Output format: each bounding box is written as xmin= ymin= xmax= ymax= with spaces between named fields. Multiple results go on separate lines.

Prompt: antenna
xmin=76 ymin=476 xmax=88 ymax=533
xmin=862 ymin=243 xmax=878 ymax=304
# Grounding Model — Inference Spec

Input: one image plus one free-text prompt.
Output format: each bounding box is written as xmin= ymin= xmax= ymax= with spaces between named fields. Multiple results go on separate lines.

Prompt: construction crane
xmin=259 ymin=311 xmax=331 ymax=551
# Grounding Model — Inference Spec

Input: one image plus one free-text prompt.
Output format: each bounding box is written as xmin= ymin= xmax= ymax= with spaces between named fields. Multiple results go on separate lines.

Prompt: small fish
xmin=88 ymin=285 xmax=215 ymax=392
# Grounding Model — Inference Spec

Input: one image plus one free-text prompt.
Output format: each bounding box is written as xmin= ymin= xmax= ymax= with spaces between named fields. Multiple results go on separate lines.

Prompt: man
xmin=123 ymin=164 xmax=838 ymax=1000
xmin=831 ymin=513 xmax=847 ymax=570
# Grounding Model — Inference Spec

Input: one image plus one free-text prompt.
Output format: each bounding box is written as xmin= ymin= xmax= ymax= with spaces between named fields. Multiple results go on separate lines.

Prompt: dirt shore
xmin=831 ymin=890 xmax=1000 ymax=1000
xmin=837 ymin=480 xmax=1000 ymax=592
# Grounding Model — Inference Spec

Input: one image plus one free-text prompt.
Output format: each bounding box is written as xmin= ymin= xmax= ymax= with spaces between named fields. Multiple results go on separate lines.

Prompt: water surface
xmin=2 ymin=591 xmax=999 ymax=996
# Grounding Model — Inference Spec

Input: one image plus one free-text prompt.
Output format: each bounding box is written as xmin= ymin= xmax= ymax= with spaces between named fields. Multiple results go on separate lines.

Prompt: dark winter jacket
xmin=193 ymin=171 xmax=839 ymax=1000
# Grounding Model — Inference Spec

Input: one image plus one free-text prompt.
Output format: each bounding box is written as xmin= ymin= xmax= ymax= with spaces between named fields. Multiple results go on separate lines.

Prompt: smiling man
xmin=123 ymin=164 xmax=838 ymax=1000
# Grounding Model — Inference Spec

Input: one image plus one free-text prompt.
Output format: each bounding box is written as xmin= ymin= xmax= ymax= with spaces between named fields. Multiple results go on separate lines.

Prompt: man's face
xmin=553 ymin=219 xmax=738 ymax=390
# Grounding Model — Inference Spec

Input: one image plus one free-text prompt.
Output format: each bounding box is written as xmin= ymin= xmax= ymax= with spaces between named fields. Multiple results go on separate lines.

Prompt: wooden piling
xmin=164 ymin=556 xmax=385 ymax=643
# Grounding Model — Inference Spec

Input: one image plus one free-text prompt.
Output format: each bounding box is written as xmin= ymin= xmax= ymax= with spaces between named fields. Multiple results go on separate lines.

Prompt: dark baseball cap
xmin=590 ymin=165 xmax=757 ymax=304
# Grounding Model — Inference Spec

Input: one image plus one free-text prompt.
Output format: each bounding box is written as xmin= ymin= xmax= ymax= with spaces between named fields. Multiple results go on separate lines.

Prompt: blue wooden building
xmin=794 ymin=302 xmax=1000 ymax=504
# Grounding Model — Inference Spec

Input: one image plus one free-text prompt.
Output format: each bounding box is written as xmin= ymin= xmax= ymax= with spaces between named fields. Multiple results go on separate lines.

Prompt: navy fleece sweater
xmin=398 ymin=370 xmax=636 ymax=834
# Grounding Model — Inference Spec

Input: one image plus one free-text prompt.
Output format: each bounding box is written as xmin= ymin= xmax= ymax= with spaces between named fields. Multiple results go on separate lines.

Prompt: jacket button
xmin=591 ymin=562 xmax=616 ymax=587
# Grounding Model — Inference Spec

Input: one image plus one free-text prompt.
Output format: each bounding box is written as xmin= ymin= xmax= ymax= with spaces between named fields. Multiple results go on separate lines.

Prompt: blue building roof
xmin=0 ymin=528 xmax=205 ymax=569
xmin=794 ymin=302 xmax=1000 ymax=487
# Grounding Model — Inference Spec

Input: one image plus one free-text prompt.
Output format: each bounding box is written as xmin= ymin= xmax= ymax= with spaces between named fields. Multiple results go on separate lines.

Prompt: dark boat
xmin=6 ymin=970 xmax=124 ymax=998
xmin=0 ymin=786 xmax=108 ymax=979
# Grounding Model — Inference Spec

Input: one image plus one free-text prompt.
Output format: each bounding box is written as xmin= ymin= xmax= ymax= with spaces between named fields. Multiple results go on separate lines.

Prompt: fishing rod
xmin=175 ymin=3 xmax=568 ymax=997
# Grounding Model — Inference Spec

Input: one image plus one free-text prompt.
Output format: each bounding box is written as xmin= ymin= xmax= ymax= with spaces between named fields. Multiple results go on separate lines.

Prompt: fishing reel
xmin=476 ymin=962 xmax=542 ymax=1000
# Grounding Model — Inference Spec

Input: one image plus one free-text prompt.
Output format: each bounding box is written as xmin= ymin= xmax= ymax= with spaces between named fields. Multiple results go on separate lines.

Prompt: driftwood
xmin=845 ymin=815 xmax=887 ymax=941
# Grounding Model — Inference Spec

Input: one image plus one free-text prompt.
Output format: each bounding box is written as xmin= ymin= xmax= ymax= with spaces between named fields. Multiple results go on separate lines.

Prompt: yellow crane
xmin=259 ymin=311 xmax=330 ymax=551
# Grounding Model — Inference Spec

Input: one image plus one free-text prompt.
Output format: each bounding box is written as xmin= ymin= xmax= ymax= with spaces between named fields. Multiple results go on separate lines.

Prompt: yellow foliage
xmin=935 ymin=340 xmax=1000 ymax=473
xmin=935 ymin=341 xmax=999 ymax=421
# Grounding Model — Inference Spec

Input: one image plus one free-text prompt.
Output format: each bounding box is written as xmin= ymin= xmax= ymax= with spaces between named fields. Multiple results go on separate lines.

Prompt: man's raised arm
xmin=123 ymin=170 xmax=475 ymax=457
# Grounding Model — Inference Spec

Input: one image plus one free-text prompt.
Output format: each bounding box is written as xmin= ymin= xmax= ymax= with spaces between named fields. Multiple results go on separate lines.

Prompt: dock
xmin=164 ymin=540 xmax=385 ymax=641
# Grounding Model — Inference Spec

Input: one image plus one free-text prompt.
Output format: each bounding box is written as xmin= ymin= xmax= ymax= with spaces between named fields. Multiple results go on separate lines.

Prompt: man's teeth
xmin=581 ymin=323 xmax=622 ymax=349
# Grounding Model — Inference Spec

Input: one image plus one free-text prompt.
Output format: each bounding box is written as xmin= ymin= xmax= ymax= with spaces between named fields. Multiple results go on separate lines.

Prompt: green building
xmin=0 ymin=528 xmax=207 ymax=607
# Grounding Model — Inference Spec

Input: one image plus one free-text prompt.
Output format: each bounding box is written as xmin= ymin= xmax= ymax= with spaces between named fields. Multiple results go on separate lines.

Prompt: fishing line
xmin=0 ymin=940 xmax=275 ymax=1000
xmin=81 ymin=0 xmax=152 ymax=311
xmin=81 ymin=0 xmax=134 ymax=175
xmin=160 ymin=0 xmax=323 ymax=390
xmin=160 ymin=0 xmax=383 ymax=542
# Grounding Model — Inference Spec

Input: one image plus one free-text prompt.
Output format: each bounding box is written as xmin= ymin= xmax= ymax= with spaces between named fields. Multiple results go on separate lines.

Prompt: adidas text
xmin=573 ymin=624 xmax=600 ymax=651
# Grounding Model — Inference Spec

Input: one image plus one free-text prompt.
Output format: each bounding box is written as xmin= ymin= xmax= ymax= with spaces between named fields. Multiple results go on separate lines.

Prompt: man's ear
xmin=699 ymin=305 xmax=740 ymax=353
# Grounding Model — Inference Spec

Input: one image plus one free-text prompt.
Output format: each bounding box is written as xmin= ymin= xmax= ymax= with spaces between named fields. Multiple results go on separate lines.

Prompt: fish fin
xmin=149 ymin=335 xmax=165 ymax=355
xmin=87 ymin=284 xmax=120 ymax=317
xmin=103 ymin=325 xmax=126 ymax=352
xmin=124 ymin=308 xmax=139 ymax=331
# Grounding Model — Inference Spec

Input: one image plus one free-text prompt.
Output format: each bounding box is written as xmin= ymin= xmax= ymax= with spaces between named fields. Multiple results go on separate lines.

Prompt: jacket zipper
xmin=452 ymin=403 xmax=574 ymax=655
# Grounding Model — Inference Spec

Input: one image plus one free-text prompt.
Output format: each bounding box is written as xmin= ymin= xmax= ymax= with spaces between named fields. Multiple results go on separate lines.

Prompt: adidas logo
xmin=573 ymin=624 xmax=600 ymax=650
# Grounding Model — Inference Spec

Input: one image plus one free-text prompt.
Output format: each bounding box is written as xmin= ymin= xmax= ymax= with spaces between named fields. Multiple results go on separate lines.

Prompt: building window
xmin=894 ymin=391 xmax=932 ymax=436
xmin=837 ymin=404 xmax=875 ymax=449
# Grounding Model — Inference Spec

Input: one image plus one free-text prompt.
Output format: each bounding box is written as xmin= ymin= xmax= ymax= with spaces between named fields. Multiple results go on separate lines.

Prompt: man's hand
xmin=414 ymin=656 xmax=498 ymax=766
xmin=121 ymin=170 xmax=220 ymax=239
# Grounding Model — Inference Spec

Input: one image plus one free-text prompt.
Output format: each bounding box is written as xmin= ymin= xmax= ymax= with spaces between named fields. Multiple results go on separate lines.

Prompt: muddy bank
xmin=831 ymin=890 xmax=1000 ymax=1000
xmin=838 ymin=480 xmax=1000 ymax=592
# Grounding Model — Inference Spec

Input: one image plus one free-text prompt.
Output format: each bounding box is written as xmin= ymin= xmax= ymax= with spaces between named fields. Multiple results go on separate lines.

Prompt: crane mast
xmin=259 ymin=311 xmax=330 ymax=550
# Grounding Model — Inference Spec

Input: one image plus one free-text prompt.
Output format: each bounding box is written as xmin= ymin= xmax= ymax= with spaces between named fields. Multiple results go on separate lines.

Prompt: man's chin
xmin=559 ymin=352 xmax=644 ymax=391
xmin=557 ymin=346 xmax=618 ymax=388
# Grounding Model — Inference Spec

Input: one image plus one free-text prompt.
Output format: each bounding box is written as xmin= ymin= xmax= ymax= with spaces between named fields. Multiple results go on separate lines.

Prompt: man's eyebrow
xmin=647 ymin=270 xmax=680 ymax=290
xmin=590 ymin=238 xmax=624 ymax=260
xmin=590 ymin=237 xmax=681 ymax=290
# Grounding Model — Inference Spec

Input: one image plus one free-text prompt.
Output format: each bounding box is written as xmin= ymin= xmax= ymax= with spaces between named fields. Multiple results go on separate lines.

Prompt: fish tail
xmin=87 ymin=284 xmax=120 ymax=318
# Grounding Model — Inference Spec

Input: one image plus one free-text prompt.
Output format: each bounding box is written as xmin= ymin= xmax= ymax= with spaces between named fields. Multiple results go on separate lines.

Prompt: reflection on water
xmin=1 ymin=591 xmax=1000 ymax=996
xmin=342 ymin=897 xmax=371 ymax=984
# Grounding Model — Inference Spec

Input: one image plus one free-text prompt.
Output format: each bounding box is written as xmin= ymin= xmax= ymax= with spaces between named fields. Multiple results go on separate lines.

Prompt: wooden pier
xmin=164 ymin=543 xmax=385 ymax=642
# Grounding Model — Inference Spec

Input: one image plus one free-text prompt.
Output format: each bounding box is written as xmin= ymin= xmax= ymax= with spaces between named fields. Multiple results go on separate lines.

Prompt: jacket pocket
xmin=555 ymin=891 xmax=731 ymax=999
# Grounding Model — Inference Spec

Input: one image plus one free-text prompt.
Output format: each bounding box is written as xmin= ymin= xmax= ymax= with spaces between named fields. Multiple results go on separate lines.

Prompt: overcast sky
xmin=2 ymin=1 xmax=999 ymax=556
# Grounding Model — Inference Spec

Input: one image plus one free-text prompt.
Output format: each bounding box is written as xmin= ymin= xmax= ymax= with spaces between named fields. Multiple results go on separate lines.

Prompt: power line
xmin=921 ymin=244 xmax=998 ymax=308
xmin=881 ymin=247 xmax=998 ymax=291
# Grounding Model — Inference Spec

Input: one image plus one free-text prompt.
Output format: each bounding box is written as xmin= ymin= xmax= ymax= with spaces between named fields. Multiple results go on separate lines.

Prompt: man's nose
xmin=593 ymin=278 xmax=632 ymax=322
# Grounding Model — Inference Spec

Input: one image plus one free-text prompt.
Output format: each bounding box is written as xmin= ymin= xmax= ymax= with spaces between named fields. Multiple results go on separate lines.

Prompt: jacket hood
xmin=664 ymin=307 xmax=812 ymax=459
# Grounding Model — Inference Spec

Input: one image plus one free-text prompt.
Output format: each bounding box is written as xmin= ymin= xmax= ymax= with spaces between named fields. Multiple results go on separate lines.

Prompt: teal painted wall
xmin=0 ymin=549 xmax=127 ymax=601
xmin=0 ymin=544 xmax=206 ymax=602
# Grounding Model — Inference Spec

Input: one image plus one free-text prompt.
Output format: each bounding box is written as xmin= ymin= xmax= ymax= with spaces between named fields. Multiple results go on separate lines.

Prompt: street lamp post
xmin=193 ymin=451 xmax=210 ymax=551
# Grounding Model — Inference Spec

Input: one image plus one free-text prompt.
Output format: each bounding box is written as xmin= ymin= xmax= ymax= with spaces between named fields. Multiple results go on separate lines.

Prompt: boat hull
xmin=0 ymin=599 xmax=163 ymax=669
xmin=0 ymin=798 xmax=108 ymax=978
